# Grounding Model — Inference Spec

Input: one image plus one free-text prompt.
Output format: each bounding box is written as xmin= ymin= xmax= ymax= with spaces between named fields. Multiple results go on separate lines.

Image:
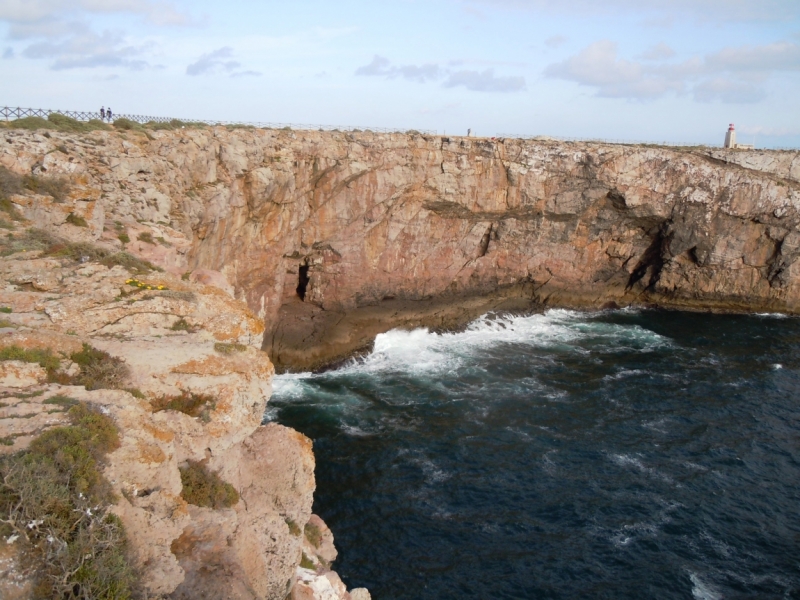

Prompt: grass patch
xmin=299 ymin=553 xmax=316 ymax=570
xmin=179 ymin=460 xmax=239 ymax=509
xmin=6 ymin=116 xmax=56 ymax=131
xmin=213 ymin=342 xmax=247 ymax=355
xmin=0 ymin=345 xmax=60 ymax=371
xmin=304 ymin=522 xmax=323 ymax=548
xmin=69 ymin=343 xmax=130 ymax=391
xmin=1 ymin=165 xmax=71 ymax=204
xmin=113 ymin=118 xmax=143 ymax=131
xmin=0 ymin=229 xmax=160 ymax=273
xmin=144 ymin=119 xmax=208 ymax=131
xmin=117 ymin=232 xmax=130 ymax=244
xmin=170 ymin=317 xmax=192 ymax=332
xmin=0 ymin=306 xmax=11 ymax=313
xmin=124 ymin=388 xmax=145 ymax=399
xmin=47 ymin=113 xmax=110 ymax=133
xmin=285 ymin=518 xmax=301 ymax=536
xmin=0 ymin=318 xmax=15 ymax=328
xmin=65 ymin=212 xmax=88 ymax=227
xmin=43 ymin=394 xmax=80 ymax=407
xmin=0 ymin=402 xmax=138 ymax=598
xmin=0 ymin=436 xmax=15 ymax=446
xmin=151 ymin=392 xmax=215 ymax=422
xmin=136 ymin=231 xmax=154 ymax=244
xmin=160 ymin=290 xmax=196 ymax=302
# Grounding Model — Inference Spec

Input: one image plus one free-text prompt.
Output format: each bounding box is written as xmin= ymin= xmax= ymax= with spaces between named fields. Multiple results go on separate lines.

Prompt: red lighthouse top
xmin=729 ymin=123 xmax=735 ymax=131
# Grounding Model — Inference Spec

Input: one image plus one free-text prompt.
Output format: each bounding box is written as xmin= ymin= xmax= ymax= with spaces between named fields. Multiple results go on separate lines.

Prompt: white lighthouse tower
xmin=724 ymin=123 xmax=737 ymax=148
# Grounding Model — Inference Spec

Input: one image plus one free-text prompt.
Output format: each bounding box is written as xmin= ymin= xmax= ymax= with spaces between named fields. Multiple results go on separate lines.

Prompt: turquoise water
xmin=268 ymin=309 xmax=800 ymax=599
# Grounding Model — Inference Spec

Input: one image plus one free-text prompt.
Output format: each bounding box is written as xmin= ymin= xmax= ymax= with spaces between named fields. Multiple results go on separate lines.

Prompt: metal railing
xmin=0 ymin=106 xmax=437 ymax=135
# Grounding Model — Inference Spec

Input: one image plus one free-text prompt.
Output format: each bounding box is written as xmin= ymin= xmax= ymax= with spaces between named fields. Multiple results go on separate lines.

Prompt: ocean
xmin=267 ymin=309 xmax=800 ymax=599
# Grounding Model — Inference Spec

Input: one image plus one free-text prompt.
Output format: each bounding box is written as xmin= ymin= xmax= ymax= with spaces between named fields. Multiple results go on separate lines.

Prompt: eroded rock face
xmin=0 ymin=240 xmax=357 ymax=599
xmin=3 ymin=128 xmax=798 ymax=370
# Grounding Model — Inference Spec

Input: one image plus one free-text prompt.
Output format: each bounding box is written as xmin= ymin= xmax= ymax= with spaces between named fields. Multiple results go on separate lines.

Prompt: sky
xmin=1 ymin=0 xmax=799 ymax=147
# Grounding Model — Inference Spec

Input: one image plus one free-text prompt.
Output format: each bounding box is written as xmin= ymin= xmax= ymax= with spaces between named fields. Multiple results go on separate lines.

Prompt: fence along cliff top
xmin=0 ymin=106 xmax=436 ymax=135
xmin=3 ymin=106 xmax=798 ymax=150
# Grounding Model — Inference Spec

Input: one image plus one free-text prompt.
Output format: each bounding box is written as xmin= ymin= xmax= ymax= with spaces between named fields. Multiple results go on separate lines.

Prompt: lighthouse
xmin=724 ymin=123 xmax=736 ymax=148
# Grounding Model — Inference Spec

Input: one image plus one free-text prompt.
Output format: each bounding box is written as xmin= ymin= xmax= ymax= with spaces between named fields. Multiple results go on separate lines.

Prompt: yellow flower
xmin=157 ymin=285 xmax=165 ymax=290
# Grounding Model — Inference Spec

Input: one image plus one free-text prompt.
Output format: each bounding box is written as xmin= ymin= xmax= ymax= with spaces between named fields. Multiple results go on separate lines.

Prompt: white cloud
xmin=356 ymin=55 xmax=442 ymax=82
xmin=185 ymin=47 xmax=261 ymax=78
xmin=462 ymin=0 xmax=800 ymax=22
xmin=355 ymin=55 xmax=525 ymax=92
xmin=21 ymin=24 xmax=154 ymax=70
xmin=444 ymin=68 xmax=526 ymax=92
xmin=186 ymin=47 xmax=239 ymax=76
xmin=2 ymin=47 xmax=13 ymax=59
xmin=0 ymin=0 xmax=189 ymax=26
xmin=544 ymin=35 xmax=566 ymax=48
xmin=545 ymin=39 xmax=800 ymax=103
xmin=638 ymin=42 xmax=675 ymax=61
xmin=693 ymin=78 xmax=765 ymax=103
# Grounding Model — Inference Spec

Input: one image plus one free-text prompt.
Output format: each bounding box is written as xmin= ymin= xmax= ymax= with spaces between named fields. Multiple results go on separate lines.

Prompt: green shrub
xmin=171 ymin=317 xmax=192 ymax=332
xmin=299 ymin=553 xmax=316 ymax=570
xmin=0 ymin=306 xmax=11 ymax=313
xmin=7 ymin=116 xmax=56 ymax=131
xmin=285 ymin=518 xmax=301 ymax=536
xmin=214 ymin=342 xmax=247 ymax=355
xmin=0 ymin=344 xmax=60 ymax=371
xmin=124 ymin=388 xmax=145 ymax=399
xmin=0 ymin=228 xmax=160 ymax=272
xmin=151 ymin=391 xmax=215 ymax=422
xmin=117 ymin=232 xmax=130 ymax=244
xmin=0 ymin=402 xmax=138 ymax=598
xmin=304 ymin=522 xmax=323 ymax=548
xmin=113 ymin=118 xmax=143 ymax=131
xmin=70 ymin=343 xmax=130 ymax=391
xmin=179 ymin=460 xmax=239 ymax=509
xmin=137 ymin=231 xmax=154 ymax=244
xmin=43 ymin=394 xmax=80 ymax=407
xmin=65 ymin=212 xmax=88 ymax=227
xmin=21 ymin=173 xmax=71 ymax=202
xmin=0 ymin=165 xmax=23 ymax=198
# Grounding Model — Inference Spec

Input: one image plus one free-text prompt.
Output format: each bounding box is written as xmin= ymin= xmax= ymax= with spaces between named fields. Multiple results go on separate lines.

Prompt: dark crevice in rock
xmin=477 ymin=224 xmax=493 ymax=258
xmin=627 ymin=223 xmax=669 ymax=291
xmin=296 ymin=265 xmax=310 ymax=301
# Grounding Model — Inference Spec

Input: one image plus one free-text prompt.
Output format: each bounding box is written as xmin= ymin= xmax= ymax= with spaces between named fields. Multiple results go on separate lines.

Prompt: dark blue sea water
xmin=267 ymin=309 xmax=800 ymax=599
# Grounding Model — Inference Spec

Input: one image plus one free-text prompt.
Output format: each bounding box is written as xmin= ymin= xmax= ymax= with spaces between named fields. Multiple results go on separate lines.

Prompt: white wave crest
xmin=273 ymin=309 xmax=670 ymax=391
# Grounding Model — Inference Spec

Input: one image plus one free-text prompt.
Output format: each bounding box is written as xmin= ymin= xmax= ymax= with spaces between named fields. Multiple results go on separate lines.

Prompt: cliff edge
xmin=5 ymin=126 xmax=798 ymax=370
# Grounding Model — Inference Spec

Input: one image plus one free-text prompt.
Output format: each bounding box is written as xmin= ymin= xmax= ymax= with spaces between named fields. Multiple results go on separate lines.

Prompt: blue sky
xmin=2 ymin=0 xmax=799 ymax=146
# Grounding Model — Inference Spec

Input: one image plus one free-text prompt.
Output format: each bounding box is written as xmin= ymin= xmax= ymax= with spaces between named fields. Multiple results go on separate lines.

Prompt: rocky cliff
xmin=0 ymin=123 xmax=798 ymax=596
xmin=5 ymin=126 xmax=798 ymax=370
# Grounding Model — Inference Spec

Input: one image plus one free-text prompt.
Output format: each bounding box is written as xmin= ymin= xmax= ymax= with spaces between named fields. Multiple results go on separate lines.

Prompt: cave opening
xmin=296 ymin=265 xmax=310 ymax=301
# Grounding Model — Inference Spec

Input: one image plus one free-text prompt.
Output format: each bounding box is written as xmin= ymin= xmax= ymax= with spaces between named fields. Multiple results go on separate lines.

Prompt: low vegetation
xmin=0 ymin=402 xmax=139 ymax=598
xmin=0 ymin=345 xmax=61 ymax=372
xmin=170 ymin=317 xmax=192 ymax=332
xmin=0 ymin=228 xmax=160 ymax=273
xmin=65 ymin=212 xmax=88 ymax=227
xmin=143 ymin=119 xmax=208 ymax=131
xmin=69 ymin=343 xmax=130 ymax=391
xmin=1 ymin=164 xmax=71 ymax=210
xmin=0 ymin=342 xmax=131 ymax=391
xmin=213 ymin=342 xmax=247 ymax=355
xmin=304 ymin=522 xmax=323 ymax=548
xmin=179 ymin=460 xmax=238 ymax=509
xmin=136 ymin=231 xmax=154 ymax=244
xmin=150 ymin=391 xmax=215 ymax=422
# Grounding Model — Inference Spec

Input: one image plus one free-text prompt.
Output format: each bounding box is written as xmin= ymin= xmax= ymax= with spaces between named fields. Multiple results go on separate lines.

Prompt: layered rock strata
xmin=3 ymin=127 xmax=798 ymax=370
xmin=0 ymin=243 xmax=364 ymax=598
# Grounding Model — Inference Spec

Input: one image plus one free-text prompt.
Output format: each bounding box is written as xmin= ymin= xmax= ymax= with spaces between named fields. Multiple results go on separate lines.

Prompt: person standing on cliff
xmin=100 ymin=107 xmax=105 ymax=121
xmin=107 ymin=107 xmax=113 ymax=122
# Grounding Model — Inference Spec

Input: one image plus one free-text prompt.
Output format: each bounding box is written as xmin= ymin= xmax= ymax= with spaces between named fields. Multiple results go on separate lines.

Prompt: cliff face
xmin=6 ymin=127 xmax=797 ymax=370
xmin=0 ymin=125 xmax=798 ymax=596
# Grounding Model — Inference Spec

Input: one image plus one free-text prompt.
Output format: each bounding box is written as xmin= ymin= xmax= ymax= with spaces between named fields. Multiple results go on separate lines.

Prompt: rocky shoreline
xmin=0 ymin=121 xmax=799 ymax=597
